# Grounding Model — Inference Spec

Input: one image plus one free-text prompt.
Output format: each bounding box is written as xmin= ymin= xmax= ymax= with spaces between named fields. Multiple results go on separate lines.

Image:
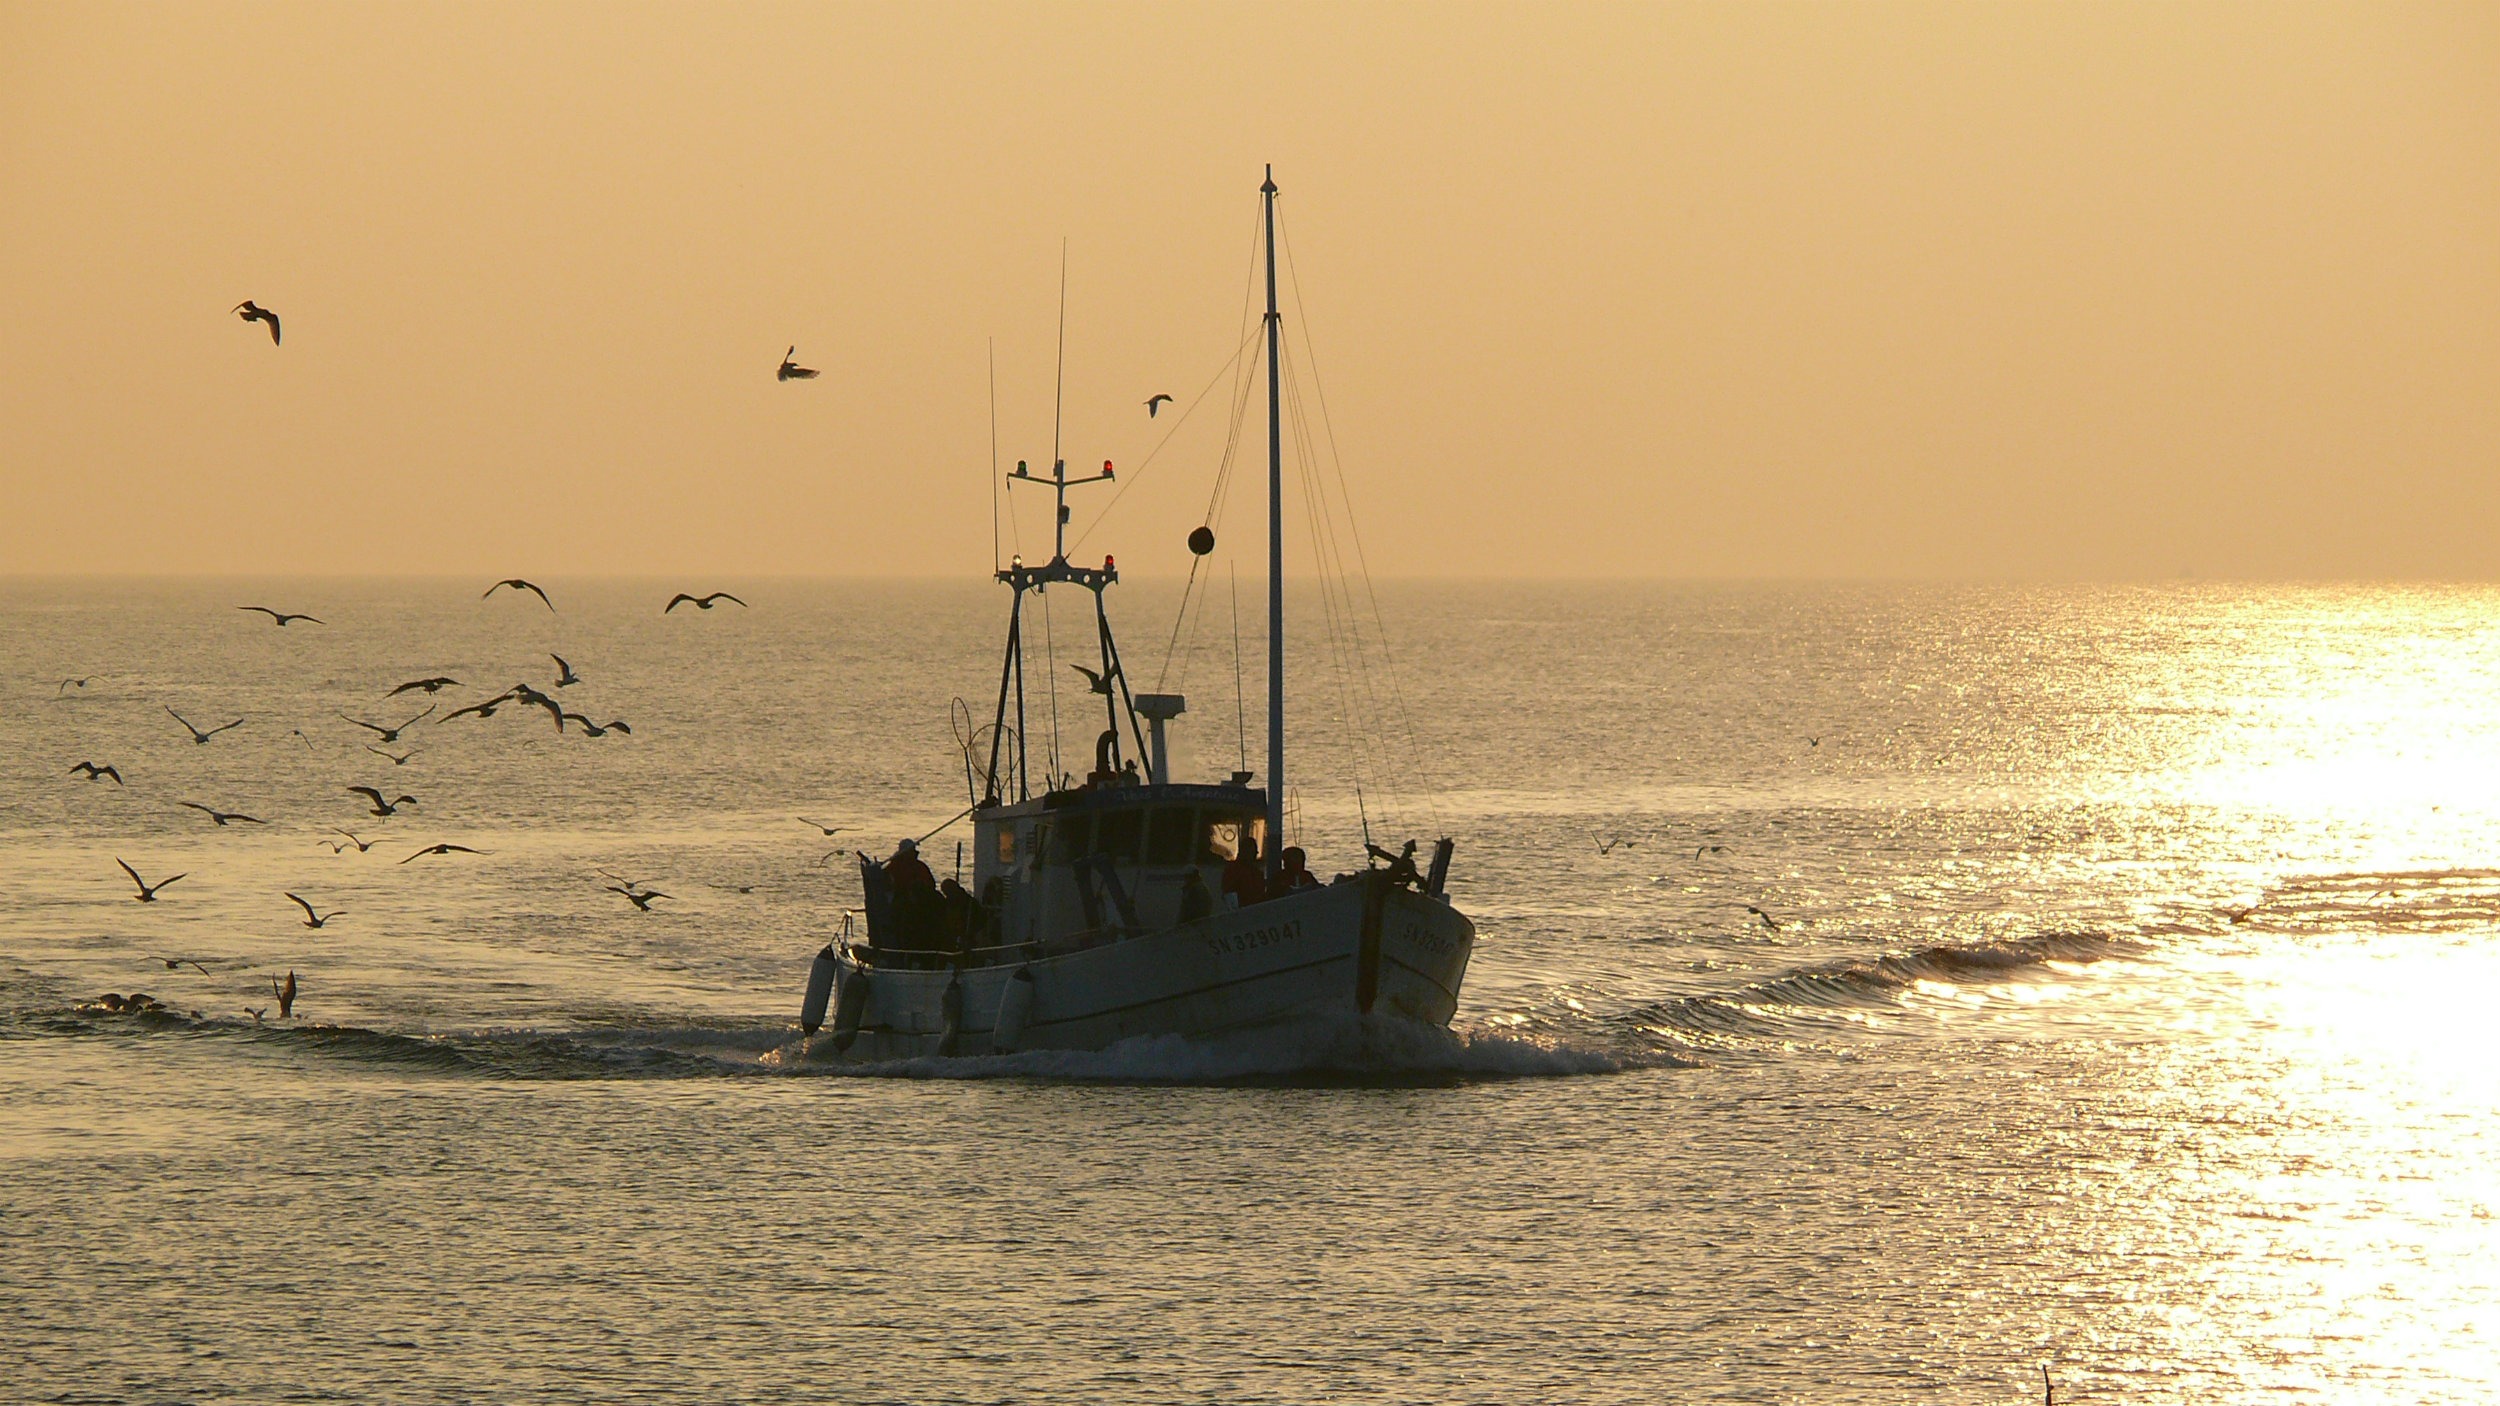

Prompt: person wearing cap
xmin=884 ymin=838 xmax=937 ymax=894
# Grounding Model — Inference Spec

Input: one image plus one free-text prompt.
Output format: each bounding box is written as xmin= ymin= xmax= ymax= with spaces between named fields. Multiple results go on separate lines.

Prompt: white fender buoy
xmin=800 ymin=945 xmax=839 ymax=1035
xmin=831 ymin=968 xmax=869 ymax=1052
xmin=993 ymin=966 xmax=1036 ymax=1052
xmin=938 ymin=973 xmax=966 ymax=1056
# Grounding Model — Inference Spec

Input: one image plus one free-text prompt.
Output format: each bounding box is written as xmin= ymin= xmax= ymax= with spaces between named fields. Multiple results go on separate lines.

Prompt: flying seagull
xmin=2217 ymin=903 xmax=2259 ymax=924
xmin=777 ymin=347 xmax=819 ymax=381
xmin=440 ymin=691 xmax=518 ymax=722
xmin=401 ymin=843 xmax=486 ymax=864
xmin=1144 ymin=393 xmax=1173 ymax=417
xmin=340 ymin=705 xmax=434 ymax=742
xmin=606 ymin=885 xmax=673 ymax=911
xmin=550 ymin=654 xmax=579 ymax=687
xmin=285 ymin=893 xmax=344 ymax=928
xmin=232 ymin=300 xmax=281 ymax=345
xmin=1070 ymin=662 xmax=1114 ymax=695
xmin=1595 ymin=836 xmax=1636 ymax=855
xmin=179 ymin=801 xmax=265 ymax=827
xmin=388 ymin=676 xmax=462 ymax=696
xmin=238 ymin=606 xmax=322 ymax=626
xmin=116 ymin=858 xmax=186 ymax=902
xmin=273 ymin=971 xmax=297 ymax=1019
xmin=1744 ymin=905 xmax=1782 ymax=932
xmin=57 ymin=677 xmax=92 ymax=695
xmin=166 ymin=706 xmax=244 ymax=744
xmin=559 ymin=713 xmax=630 ymax=738
xmin=484 ymin=578 xmax=555 ymax=611
xmin=665 ymin=591 xmax=746 ymax=612
xmin=1694 ymin=844 xmax=1726 ymax=861
xmin=798 ymin=818 xmax=848 ymax=837
xmin=346 ymin=786 xmax=417 ymax=817
xmin=365 ymin=745 xmax=419 ymax=766
xmin=328 ymin=828 xmax=374 ymax=852
xmin=70 ymin=761 xmax=125 ymax=785
xmin=154 ymin=956 xmax=212 ymax=976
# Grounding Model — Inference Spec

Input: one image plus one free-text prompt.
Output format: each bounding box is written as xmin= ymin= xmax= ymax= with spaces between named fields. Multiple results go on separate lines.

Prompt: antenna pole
xmin=1261 ymin=165 xmax=1285 ymax=874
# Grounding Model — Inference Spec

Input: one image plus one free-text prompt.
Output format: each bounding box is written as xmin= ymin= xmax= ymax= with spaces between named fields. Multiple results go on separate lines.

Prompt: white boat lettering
xmin=1208 ymin=919 xmax=1303 ymax=956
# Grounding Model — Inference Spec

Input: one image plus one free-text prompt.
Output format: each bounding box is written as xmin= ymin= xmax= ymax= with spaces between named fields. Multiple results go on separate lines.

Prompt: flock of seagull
xmin=63 ymin=576 xmax=766 ymax=1026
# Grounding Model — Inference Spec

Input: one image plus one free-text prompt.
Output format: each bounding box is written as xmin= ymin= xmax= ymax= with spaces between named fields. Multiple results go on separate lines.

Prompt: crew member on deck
xmin=1276 ymin=846 xmax=1321 ymax=892
xmin=884 ymin=837 xmax=936 ymax=894
xmin=884 ymin=838 xmax=941 ymax=949
xmin=1221 ymin=834 xmax=1266 ymax=909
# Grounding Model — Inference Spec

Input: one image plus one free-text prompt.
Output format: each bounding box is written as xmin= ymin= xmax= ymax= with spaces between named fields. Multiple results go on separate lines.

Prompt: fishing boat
xmin=794 ymin=168 xmax=1474 ymax=1059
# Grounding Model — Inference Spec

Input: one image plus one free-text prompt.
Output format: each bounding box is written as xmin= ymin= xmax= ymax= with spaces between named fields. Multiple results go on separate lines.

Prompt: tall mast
xmin=1262 ymin=166 xmax=1285 ymax=875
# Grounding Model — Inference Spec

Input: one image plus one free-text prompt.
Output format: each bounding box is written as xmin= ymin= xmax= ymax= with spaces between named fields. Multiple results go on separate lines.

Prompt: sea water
xmin=4 ymin=578 xmax=2497 ymax=1403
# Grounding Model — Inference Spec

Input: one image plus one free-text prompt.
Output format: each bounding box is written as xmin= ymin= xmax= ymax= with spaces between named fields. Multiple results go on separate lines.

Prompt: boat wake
xmin=763 ymin=1013 xmax=1681 ymax=1084
xmin=27 ymin=997 xmax=1657 ymax=1086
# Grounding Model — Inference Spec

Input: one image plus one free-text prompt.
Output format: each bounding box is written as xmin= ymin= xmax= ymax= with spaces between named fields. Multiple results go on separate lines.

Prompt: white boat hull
xmin=803 ymin=878 xmax=1473 ymax=1060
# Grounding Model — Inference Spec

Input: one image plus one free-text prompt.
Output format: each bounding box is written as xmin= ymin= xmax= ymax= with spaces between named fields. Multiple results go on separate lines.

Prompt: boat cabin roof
xmin=978 ymin=782 xmax=1266 ymax=823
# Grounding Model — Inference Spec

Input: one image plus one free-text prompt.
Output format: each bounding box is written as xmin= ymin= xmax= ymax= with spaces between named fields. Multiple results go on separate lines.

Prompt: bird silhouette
xmin=57 ymin=677 xmax=92 ymax=695
xmin=1595 ymin=836 xmax=1636 ymax=855
xmin=401 ymin=843 xmax=485 ymax=863
xmin=550 ymin=653 xmax=580 ymax=687
xmin=606 ymin=885 xmax=673 ymax=911
xmin=166 ymin=707 xmax=244 ymax=744
xmin=1745 ymin=905 xmax=1781 ymax=931
xmin=329 ymin=828 xmax=374 ymax=853
xmin=559 ymin=713 xmax=630 ymax=737
xmin=777 ymin=347 xmax=819 ymax=381
xmin=346 ymin=786 xmax=417 ymax=817
xmin=388 ymin=676 xmax=462 ymax=696
xmin=365 ymin=745 xmax=419 ymax=766
xmin=484 ymin=578 xmax=555 ymax=611
xmin=440 ymin=691 xmax=517 ymax=722
xmin=244 ymin=1006 xmax=267 ymax=1025
xmin=70 ymin=761 xmax=124 ymax=785
xmin=154 ymin=956 xmax=211 ymax=976
xmin=179 ymin=801 xmax=265 ymax=827
xmin=340 ymin=705 xmax=434 ymax=742
xmin=2217 ymin=904 xmax=2259 ymax=924
xmin=286 ymin=893 xmax=344 ymax=928
xmin=799 ymin=818 xmax=848 ymax=837
xmin=116 ymin=858 xmax=185 ymax=902
xmin=1144 ymin=393 xmax=1173 ymax=417
xmin=238 ymin=606 xmax=321 ymax=626
xmin=232 ymin=300 xmax=281 ymax=345
xmin=273 ymin=971 xmax=297 ymax=1018
xmin=665 ymin=591 xmax=746 ymax=612
xmin=288 ymin=729 xmax=315 ymax=750
xmin=1694 ymin=844 xmax=1726 ymax=861
xmin=1070 ymin=662 xmax=1115 ymax=695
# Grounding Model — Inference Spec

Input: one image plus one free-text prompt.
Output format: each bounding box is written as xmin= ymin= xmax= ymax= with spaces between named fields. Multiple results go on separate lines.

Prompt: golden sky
xmin=3 ymin=1 xmax=2494 ymax=579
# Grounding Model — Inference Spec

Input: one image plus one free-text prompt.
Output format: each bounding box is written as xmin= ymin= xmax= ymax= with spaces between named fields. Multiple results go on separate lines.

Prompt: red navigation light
xmin=1105 ymin=555 xmax=1116 ymax=571
xmin=1102 ymin=460 xmax=1115 ymax=479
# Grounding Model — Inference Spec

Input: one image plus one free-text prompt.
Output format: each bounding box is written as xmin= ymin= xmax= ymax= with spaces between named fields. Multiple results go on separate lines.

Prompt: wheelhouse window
xmin=1048 ymin=814 xmax=1090 ymax=864
xmin=1095 ymin=807 xmax=1144 ymax=863
xmin=995 ymin=827 xmax=1017 ymax=866
xmin=1202 ymin=814 xmax=1265 ymax=863
xmin=1145 ymin=807 xmax=1196 ymax=865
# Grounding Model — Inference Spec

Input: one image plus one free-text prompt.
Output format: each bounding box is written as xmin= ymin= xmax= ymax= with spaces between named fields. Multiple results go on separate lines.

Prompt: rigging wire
xmin=1277 ymin=210 xmax=1444 ymax=832
xmin=989 ymin=338 xmax=1001 ymax=571
xmin=1231 ymin=561 xmax=1248 ymax=774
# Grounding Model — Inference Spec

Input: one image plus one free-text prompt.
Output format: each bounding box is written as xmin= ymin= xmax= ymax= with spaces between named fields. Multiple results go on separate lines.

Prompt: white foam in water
xmin=760 ymin=1014 xmax=1657 ymax=1081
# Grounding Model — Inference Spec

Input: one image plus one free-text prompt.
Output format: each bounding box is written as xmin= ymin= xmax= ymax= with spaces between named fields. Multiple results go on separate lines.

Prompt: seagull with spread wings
xmin=777 ymin=347 xmax=819 ymax=381
xmin=402 ymin=843 xmax=486 ymax=864
xmin=166 ymin=707 xmax=244 ymax=744
xmin=116 ymin=858 xmax=185 ymax=902
xmin=484 ymin=578 xmax=555 ymax=611
xmin=232 ymin=300 xmax=281 ymax=345
xmin=346 ymin=786 xmax=417 ymax=817
xmin=179 ymin=801 xmax=265 ymax=827
xmin=238 ymin=606 xmax=322 ymax=626
xmin=286 ymin=893 xmax=344 ymax=928
xmin=70 ymin=762 xmax=124 ymax=785
xmin=340 ymin=705 xmax=434 ymax=743
xmin=665 ymin=591 xmax=746 ymax=612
